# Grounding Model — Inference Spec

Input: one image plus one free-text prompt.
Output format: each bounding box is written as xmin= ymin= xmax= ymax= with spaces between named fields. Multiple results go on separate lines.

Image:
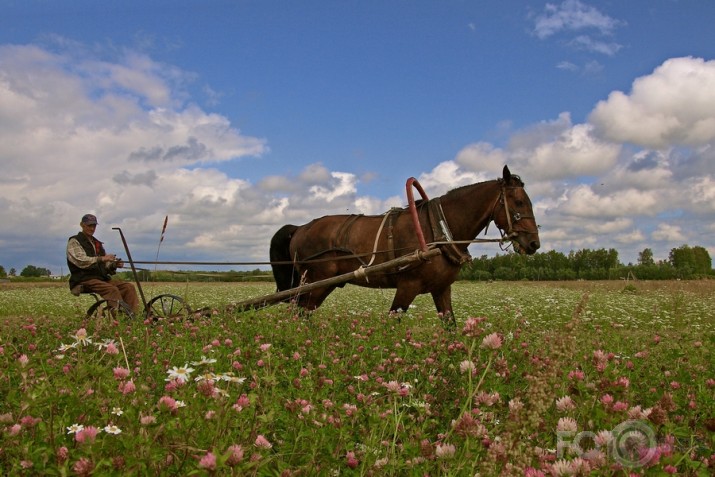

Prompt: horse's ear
xmin=503 ymin=165 xmax=511 ymax=182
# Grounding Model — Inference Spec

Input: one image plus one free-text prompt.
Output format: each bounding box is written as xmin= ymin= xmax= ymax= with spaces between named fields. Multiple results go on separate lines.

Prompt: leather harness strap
xmin=425 ymin=198 xmax=472 ymax=265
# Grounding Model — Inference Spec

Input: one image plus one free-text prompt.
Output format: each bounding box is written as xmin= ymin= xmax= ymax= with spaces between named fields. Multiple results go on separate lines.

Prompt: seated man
xmin=66 ymin=214 xmax=139 ymax=316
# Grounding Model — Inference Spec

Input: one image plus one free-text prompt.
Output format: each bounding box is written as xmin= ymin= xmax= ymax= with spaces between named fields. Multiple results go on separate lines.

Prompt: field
xmin=0 ymin=280 xmax=713 ymax=475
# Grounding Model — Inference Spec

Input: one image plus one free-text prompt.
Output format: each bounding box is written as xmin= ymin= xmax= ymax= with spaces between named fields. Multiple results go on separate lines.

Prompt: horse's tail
xmin=270 ymin=224 xmax=300 ymax=292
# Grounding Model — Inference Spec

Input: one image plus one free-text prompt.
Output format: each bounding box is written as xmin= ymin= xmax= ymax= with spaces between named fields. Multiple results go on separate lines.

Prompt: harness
xmin=425 ymin=198 xmax=472 ymax=265
xmin=309 ymin=177 xmax=536 ymax=266
xmin=489 ymin=179 xmax=536 ymax=250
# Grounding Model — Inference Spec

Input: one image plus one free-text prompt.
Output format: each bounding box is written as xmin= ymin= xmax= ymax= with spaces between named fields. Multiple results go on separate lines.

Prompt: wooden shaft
xmin=233 ymin=247 xmax=442 ymax=311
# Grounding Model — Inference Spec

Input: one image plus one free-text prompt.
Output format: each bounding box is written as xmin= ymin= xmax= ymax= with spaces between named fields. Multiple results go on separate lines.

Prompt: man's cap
xmin=81 ymin=214 xmax=98 ymax=225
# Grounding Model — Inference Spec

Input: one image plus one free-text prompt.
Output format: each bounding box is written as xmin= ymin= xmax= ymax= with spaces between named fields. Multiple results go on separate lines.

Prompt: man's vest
xmin=67 ymin=233 xmax=111 ymax=289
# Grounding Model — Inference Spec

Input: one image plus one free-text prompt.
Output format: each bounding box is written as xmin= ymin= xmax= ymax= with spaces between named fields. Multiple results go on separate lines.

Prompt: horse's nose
xmin=531 ymin=240 xmax=540 ymax=251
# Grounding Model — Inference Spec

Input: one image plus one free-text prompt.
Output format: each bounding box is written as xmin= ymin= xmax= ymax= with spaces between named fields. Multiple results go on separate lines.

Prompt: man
xmin=66 ymin=214 xmax=139 ymax=316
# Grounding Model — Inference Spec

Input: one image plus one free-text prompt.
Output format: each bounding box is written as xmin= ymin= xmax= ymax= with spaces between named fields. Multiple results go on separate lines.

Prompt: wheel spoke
xmin=147 ymin=294 xmax=190 ymax=321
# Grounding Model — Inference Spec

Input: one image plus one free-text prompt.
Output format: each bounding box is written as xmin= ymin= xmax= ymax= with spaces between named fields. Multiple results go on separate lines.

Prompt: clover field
xmin=0 ymin=280 xmax=713 ymax=476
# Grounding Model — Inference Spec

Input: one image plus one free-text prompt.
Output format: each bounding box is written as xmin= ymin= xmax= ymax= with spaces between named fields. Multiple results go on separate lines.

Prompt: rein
xmin=131 ymin=176 xmax=537 ymax=269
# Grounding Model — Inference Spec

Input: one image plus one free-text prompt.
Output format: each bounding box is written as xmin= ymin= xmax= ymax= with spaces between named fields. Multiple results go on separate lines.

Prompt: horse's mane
xmin=410 ymin=173 xmax=525 ymax=207
xmin=442 ymin=174 xmax=525 ymax=200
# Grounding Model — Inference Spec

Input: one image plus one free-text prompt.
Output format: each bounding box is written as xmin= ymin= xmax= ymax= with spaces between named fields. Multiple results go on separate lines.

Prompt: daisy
xmin=111 ymin=407 xmax=123 ymax=416
xmin=95 ymin=339 xmax=117 ymax=351
xmin=191 ymin=356 xmax=217 ymax=366
xmin=57 ymin=343 xmax=77 ymax=352
xmin=217 ymin=372 xmax=246 ymax=384
xmin=66 ymin=423 xmax=84 ymax=434
xmin=103 ymin=424 xmax=122 ymax=435
xmin=166 ymin=365 xmax=195 ymax=383
xmin=194 ymin=372 xmax=217 ymax=382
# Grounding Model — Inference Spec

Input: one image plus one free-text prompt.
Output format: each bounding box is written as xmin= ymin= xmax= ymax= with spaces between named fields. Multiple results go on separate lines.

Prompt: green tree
xmin=20 ymin=265 xmax=52 ymax=277
xmin=691 ymin=245 xmax=712 ymax=274
xmin=0 ymin=265 xmax=6 ymax=278
xmin=668 ymin=244 xmax=712 ymax=277
xmin=638 ymin=248 xmax=655 ymax=266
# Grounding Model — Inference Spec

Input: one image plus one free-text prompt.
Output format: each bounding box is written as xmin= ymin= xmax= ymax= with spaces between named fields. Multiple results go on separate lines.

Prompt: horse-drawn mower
xmin=84 ymin=166 xmax=539 ymax=321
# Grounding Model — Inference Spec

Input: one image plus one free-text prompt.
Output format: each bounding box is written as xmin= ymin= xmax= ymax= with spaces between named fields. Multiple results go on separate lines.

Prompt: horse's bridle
xmin=492 ymin=180 xmax=537 ymax=249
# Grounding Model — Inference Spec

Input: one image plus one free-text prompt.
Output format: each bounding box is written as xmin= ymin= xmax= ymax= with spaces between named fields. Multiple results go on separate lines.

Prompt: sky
xmin=1 ymin=0 xmax=715 ymax=276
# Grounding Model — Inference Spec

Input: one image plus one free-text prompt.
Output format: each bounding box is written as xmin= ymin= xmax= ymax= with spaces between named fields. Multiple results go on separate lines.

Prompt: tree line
xmin=457 ymin=244 xmax=713 ymax=281
xmin=2 ymin=244 xmax=712 ymax=282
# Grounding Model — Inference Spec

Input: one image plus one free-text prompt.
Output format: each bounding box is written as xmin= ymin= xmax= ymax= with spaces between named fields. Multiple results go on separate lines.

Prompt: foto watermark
xmin=557 ymin=419 xmax=658 ymax=469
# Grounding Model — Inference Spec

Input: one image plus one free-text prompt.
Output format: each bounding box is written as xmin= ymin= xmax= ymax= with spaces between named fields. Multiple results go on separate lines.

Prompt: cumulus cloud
xmin=590 ymin=57 xmax=715 ymax=148
xmin=416 ymin=161 xmax=485 ymax=197
xmin=1 ymin=39 xmax=713 ymax=273
xmin=652 ymin=224 xmax=686 ymax=243
xmin=615 ymin=229 xmax=646 ymax=245
xmin=454 ymin=142 xmax=506 ymax=176
xmin=457 ymin=113 xmax=621 ymax=182
xmin=556 ymin=185 xmax=659 ymax=218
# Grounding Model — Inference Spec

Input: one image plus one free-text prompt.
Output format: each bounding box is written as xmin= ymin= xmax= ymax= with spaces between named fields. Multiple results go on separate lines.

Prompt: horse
xmin=269 ymin=165 xmax=540 ymax=321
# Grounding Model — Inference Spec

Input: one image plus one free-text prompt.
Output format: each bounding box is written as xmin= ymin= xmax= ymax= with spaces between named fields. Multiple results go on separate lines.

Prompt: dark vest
xmin=67 ymin=233 xmax=110 ymax=288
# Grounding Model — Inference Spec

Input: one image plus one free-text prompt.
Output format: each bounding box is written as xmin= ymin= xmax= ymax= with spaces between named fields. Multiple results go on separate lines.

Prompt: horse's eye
xmin=515 ymin=200 xmax=524 ymax=207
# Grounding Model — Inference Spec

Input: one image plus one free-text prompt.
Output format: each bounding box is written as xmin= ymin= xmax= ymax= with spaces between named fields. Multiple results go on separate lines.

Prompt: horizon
xmin=2 ymin=1 xmax=715 ymax=274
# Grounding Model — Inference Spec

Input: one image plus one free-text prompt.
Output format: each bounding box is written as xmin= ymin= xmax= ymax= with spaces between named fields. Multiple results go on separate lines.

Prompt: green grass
xmin=0 ymin=280 xmax=713 ymax=475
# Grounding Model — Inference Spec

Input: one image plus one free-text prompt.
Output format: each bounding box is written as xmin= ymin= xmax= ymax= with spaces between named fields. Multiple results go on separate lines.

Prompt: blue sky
xmin=1 ymin=0 xmax=715 ymax=275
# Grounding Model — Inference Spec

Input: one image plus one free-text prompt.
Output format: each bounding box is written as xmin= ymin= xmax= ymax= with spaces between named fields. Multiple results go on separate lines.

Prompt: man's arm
xmin=67 ymin=238 xmax=101 ymax=269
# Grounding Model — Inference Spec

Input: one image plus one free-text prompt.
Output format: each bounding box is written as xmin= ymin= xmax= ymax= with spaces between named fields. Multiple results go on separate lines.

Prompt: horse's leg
xmin=431 ymin=286 xmax=456 ymax=328
xmin=389 ymin=285 xmax=418 ymax=317
xmin=298 ymin=286 xmax=336 ymax=311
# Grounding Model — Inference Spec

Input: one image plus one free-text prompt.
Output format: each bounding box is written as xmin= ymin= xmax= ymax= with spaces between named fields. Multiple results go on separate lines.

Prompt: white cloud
xmin=615 ymin=229 xmax=646 ymax=245
xmin=557 ymin=185 xmax=659 ymax=218
xmin=652 ymin=224 xmax=686 ymax=242
xmin=1 ymin=39 xmax=714 ymax=273
xmin=556 ymin=61 xmax=579 ymax=72
xmin=532 ymin=0 xmax=623 ymax=39
xmin=498 ymin=113 xmax=621 ymax=181
xmin=416 ymin=161 xmax=485 ymax=197
xmin=521 ymin=123 xmax=621 ymax=180
xmin=590 ymin=57 xmax=715 ymax=148
xmin=309 ymin=172 xmax=358 ymax=203
xmin=454 ymin=142 xmax=506 ymax=176
xmin=568 ymin=35 xmax=622 ymax=56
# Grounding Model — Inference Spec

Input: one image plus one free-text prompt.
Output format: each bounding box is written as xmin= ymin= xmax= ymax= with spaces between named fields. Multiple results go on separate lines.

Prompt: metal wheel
xmin=86 ymin=299 xmax=135 ymax=320
xmin=146 ymin=294 xmax=191 ymax=321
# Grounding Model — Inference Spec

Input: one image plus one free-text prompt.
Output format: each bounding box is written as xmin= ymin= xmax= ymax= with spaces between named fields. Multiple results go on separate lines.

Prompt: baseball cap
xmin=81 ymin=214 xmax=98 ymax=225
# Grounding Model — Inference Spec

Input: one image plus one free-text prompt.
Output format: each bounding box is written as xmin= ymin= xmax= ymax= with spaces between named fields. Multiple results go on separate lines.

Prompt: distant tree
xmin=669 ymin=245 xmax=692 ymax=271
xmin=20 ymin=265 xmax=52 ymax=277
xmin=0 ymin=265 xmax=6 ymax=278
xmin=691 ymin=246 xmax=712 ymax=274
xmin=10 ymin=268 xmax=16 ymax=277
xmin=638 ymin=248 xmax=655 ymax=266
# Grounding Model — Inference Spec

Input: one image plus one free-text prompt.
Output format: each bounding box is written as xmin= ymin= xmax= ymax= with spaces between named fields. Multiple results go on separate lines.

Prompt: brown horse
xmin=270 ymin=165 xmax=540 ymax=319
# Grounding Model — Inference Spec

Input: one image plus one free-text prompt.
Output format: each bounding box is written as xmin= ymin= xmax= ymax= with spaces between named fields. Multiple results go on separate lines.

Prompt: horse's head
xmin=493 ymin=165 xmax=541 ymax=255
